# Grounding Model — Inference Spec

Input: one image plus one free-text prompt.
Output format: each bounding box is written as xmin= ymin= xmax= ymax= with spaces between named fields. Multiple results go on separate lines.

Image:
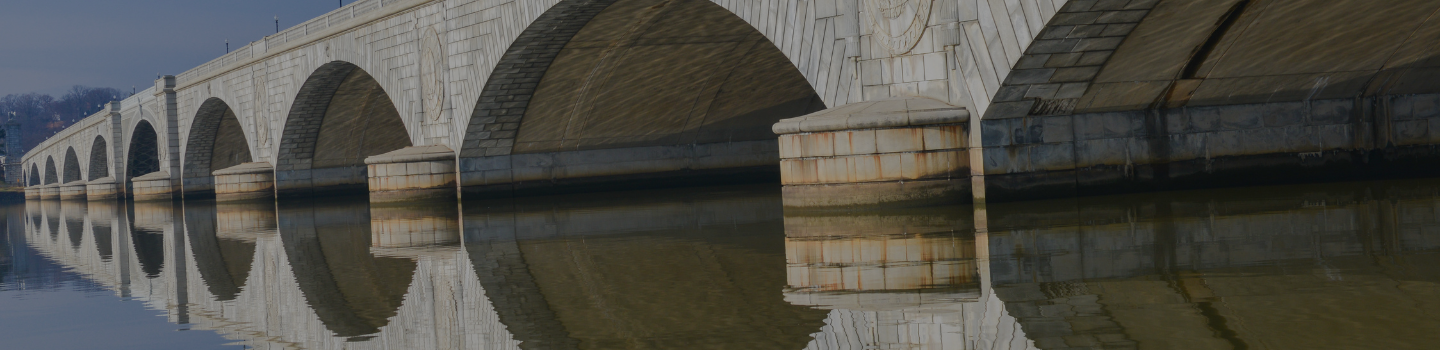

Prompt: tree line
xmin=0 ymin=86 xmax=126 ymax=155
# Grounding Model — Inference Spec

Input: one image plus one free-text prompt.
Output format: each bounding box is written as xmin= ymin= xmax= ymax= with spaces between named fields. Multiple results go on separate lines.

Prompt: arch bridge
xmin=22 ymin=0 xmax=1440 ymax=204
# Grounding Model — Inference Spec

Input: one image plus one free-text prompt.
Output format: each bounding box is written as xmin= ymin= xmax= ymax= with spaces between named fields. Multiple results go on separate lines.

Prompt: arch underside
xmin=44 ymin=157 xmax=57 ymax=184
xmin=184 ymin=98 xmax=255 ymax=194
xmin=63 ymin=148 xmax=81 ymax=184
xmin=978 ymin=0 xmax=1440 ymax=199
xmin=276 ymin=62 xmax=410 ymax=196
xmin=89 ymin=136 xmax=109 ymax=180
xmin=127 ymin=120 xmax=161 ymax=179
xmin=458 ymin=0 xmax=823 ymax=193
xmin=29 ymin=164 xmax=40 ymax=186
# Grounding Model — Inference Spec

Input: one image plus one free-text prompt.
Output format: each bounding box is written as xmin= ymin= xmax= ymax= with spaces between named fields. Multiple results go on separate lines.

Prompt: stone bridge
xmin=21 ymin=0 xmax=1440 ymax=204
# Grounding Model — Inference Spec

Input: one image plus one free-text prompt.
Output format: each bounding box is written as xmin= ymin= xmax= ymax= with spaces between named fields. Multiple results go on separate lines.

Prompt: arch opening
xmin=62 ymin=148 xmax=81 ymax=184
xmin=89 ymin=136 xmax=109 ymax=180
xmin=28 ymin=164 xmax=39 ymax=186
xmin=459 ymin=0 xmax=823 ymax=192
xmin=184 ymin=98 xmax=254 ymax=193
xmin=127 ymin=120 xmax=161 ymax=179
xmin=276 ymin=61 xmax=411 ymax=195
xmin=44 ymin=157 xmax=57 ymax=185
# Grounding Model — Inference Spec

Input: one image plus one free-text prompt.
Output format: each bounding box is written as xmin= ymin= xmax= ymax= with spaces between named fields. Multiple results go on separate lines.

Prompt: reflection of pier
xmin=783 ymin=208 xmax=1038 ymax=350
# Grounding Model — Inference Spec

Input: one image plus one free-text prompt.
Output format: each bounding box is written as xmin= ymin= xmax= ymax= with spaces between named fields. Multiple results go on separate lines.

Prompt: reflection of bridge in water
xmin=14 ymin=180 xmax=1440 ymax=349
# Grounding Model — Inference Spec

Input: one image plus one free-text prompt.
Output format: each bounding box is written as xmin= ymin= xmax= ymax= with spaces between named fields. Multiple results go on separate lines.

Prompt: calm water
xmin=3 ymin=180 xmax=1440 ymax=349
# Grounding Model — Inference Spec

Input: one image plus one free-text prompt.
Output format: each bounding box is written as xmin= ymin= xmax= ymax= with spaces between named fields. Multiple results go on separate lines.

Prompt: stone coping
xmin=365 ymin=145 xmax=455 ymax=165
xmin=132 ymin=171 xmax=171 ymax=181
xmin=213 ymin=162 xmax=275 ymax=176
xmin=88 ymin=177 xmax=114 ymax=185
xmin=772 ymin=97 xmax=970 ymax=135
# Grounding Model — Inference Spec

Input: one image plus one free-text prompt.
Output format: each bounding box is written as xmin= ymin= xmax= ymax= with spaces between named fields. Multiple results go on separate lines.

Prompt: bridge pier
xmin=86 ymin=177 xmax=120 ymax=200
xmin=25 ymin=186 xmax=40 ymax=199
xmin=365 ymin=146 xmax=456 ymax=203
xmin=211 ymin=162 xmax=274 ymax=202
xmin=130 ymin=171 xmax=174 ymax=201
xmin=773 ymin=97 xmax=973 ymax=208
xmin=39 ymin=184 xmax=59 ymax=199
xmin=58 ymin=180 xmax=86 ymax=200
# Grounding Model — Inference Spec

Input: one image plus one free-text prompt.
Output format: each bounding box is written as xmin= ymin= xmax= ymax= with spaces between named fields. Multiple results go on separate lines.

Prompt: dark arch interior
xmin=278 ymin=198 xmax=415 ymax=337
xmin=184 ymin=99 xmax=253 ymax=187
xmin=127 ymin=120 xmax=160 ymax=179
xmin=89 ymin=136 xmax=109 ymax=180
xmin=62 ymin=148 xmax=81 ymax=184
xmin=43 ymin=158 xmax=57 ymax=184
xmin=462 ymin=0 xmax=822 ymax=160
xmin=276 ymin=61 xmax=411 ymax=194
xmin=62 ymin=204 xmax=84 ymax=250
xmin=28 ymin=164 xmax=39 ymax=186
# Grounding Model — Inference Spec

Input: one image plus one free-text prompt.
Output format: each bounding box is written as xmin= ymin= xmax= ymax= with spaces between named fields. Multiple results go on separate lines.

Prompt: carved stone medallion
xmin=251 ymin=74 xmax=270 ymax=150
xmin=864 ymin=0 xmax=934 ymax=55
xmin=420 ymin=28 xmax=446 ymax=121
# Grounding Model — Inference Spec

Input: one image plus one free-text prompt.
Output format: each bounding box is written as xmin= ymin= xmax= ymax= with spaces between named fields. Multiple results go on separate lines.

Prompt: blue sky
xmin=0 ymin=0 xmax=347 ymax=96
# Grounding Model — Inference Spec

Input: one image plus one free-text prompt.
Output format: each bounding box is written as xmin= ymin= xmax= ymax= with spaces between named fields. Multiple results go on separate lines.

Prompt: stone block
xmin=876 ymin=128 xmax=926 ymax=153
xmin=921 ymin=125 xmax=966 ymax=150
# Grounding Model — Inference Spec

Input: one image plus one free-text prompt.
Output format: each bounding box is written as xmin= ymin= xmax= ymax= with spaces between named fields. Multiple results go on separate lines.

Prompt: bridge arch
xmin=28 ymin=163 xmax=40 ymax=186
xmin=183 ymin=98 xmax=254 ymax=192
xmin=62 ymin=147 xmax=82 ymax=184
xmin=89 ymin=136 xmax=109 ymax=180
xmin=457 ymin=0 xmax=825 ymax=190
xmin=127 ymin=120 xmax=161 ymax=179
xmin=275 ymin=61 xmax=412 ymax=194
xmin=43 ymin=156 xmax=58 ymax=185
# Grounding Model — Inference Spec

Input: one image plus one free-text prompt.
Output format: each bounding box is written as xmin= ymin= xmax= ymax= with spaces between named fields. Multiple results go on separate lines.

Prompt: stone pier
xmin=130 ymin=171 xmax=174 ymax=201
xmin=86 ymin=177 xmax=120 ymax=200
xmin=58 ymin=180 xmax=86 ymax=200
xmin=24 ymin=186 xmax=40 ymax=200
xmin=773 ymin=97 xmax=972 ymax=208
xmin=365 ymin=145 xmax=456 ymax=202
xmin=212 ymin=162 xmax=274 ymax=201
xmin=39 ymin=183 xmax=59 ymax=199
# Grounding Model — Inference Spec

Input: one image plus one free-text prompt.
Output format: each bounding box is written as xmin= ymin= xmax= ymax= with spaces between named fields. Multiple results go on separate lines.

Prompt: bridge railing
xmin=174 ymin=0 xmax=401 ymax=87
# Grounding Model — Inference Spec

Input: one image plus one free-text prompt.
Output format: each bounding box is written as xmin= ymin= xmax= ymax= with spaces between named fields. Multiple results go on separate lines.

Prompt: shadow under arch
xmin=277 ymin=197 xmax=415 ymax=337
xmin=183 ymin=98 xmax=254 ymax=195
xmin=275 ymin=61 xmax=411 ymax=197
xmin=127 ymin=120 xmax=161 ymax=179
xmin=457 ymin=0 xmax=824 ymax=194
xmin=43 ymin=156 xmax=57 ymax=184
xmin=62 ymin=147 xmax=81 ymax=184
xmin=182 ymin=199 xmax=258 ymax=301
xmin=28 ymin=164 xmax=39 ymax=186
xmin=88 ymin=135 xmax=109 ymax=180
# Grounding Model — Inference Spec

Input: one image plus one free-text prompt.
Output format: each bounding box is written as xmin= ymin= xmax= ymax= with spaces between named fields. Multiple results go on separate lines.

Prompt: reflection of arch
xmin=278 ymin=198 xmax=415 ymax=337
xmin=183 ymin=201 xmax=255 ymax=301
xmin=276 ymin=61 xmax=411 ymax=194
xmin=183 ymin=98 xmax=253 ymax=191
xmin=60 ymin=200 xmax=86 ymax=250
xmin=89 ymin=136 xmax=109 ymax=180
xmin=127 ymin=120 xmax=160 ymax=178
xmin=43 ymin=156 xmax=57 ymax=184
xmin=28 ymin=163 xmax=39 ymax=186
xmin=459 ymin=0 xmax=822 ymax=165
xmin=62 ymin=147 xmax=81 ymax=183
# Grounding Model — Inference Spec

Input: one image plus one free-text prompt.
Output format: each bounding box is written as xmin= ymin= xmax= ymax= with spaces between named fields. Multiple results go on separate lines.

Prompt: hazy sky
xmin=0 ymin=0 xmax=347 ymax=97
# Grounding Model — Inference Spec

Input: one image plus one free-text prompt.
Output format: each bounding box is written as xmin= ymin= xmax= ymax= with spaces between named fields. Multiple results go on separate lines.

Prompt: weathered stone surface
xmin=131 ymin=171 xmax=174 ymax=201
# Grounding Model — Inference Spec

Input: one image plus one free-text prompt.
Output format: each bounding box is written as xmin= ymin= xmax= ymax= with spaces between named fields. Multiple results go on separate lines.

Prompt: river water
xmin=3 ymin=179 xmax=1440 ymax=349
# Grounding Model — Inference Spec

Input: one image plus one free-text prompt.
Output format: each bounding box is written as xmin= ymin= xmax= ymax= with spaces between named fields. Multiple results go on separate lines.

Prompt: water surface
xmin=3 ymin=180 xmax=1440 ymax=349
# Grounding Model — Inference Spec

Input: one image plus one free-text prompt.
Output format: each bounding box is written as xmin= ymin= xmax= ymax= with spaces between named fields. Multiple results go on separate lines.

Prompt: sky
xmin=0 ymin=0 xmax=348 ymax=97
